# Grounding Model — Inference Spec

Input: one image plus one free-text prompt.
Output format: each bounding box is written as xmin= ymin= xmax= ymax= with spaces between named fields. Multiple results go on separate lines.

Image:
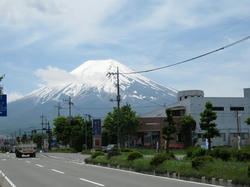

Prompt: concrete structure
xmin=138 ymin=88 xmax=250 ymax=147
xmin=168 ymin=88 xmax=250 ymax=147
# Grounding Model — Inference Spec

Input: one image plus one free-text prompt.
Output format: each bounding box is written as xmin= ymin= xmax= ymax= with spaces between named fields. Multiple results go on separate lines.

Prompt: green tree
xmin=200 ymin=101 xmax=220 ymax=150
xmin=69 ymin=116 xmax=84 ymax=151
xmin=245 ymin=117 xmax=250 ymax=125
xmin=53 ymin=116 xmax=89 ymax=151
xmin=180 ymin=115 xmax=196 ymax=147
xmin=162 ymin=109 xmax=176 ymax=153
xmin=53 ymin=116 xmax=71 ymax=146
xmin=32 ymin=134 xmax=43 ymax=149
xmin=104 ymin=104 xmax=141 ymax=147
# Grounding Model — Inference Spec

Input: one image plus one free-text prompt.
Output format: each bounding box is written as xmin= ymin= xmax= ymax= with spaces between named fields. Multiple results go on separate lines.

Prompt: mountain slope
xmin=0 ymin=59 xmax=177 ymax=134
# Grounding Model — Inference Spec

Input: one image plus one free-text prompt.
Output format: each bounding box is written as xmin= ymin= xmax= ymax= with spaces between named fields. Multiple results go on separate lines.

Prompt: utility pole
xmin=63 ymin=96 xmax=73 ymax=118
xmin=40 ymin=114 xmax=45 ymax=135
xmin=84 ymin=114 xmax=92 ymax=150
xmin=55 ymin=103 xmax=63 ymax=117
xmin=116 ymin=67 xmax=121 ymax=148
xmin=107 ymin=67 xmax=121 ymax=148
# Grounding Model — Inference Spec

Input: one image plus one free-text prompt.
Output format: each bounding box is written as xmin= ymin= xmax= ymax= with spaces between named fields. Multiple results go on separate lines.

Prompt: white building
xmin=165 ymin=88 xmax=250 ymax=147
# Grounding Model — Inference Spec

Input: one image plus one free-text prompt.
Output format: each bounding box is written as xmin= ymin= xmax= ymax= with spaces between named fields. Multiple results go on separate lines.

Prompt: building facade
xmin=167 ymin=88 xmax=250 ymax=147
xmin=137 ymin=88 xmax=250 ymax=148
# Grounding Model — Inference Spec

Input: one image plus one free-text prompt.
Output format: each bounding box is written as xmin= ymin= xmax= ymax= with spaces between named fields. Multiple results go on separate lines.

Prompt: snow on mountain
xmin=0 ymin=59 xmax=177 ymax=134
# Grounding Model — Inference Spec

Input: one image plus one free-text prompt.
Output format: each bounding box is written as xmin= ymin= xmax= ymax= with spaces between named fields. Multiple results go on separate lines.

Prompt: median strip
xmin=79 ymin=178 xmax=104 ymax=186
xmin=51 ymin=169 xmax=65 ymax=174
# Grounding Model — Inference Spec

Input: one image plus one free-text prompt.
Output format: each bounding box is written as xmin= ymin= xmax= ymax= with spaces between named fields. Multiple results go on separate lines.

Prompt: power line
xmin=120 ymin=36 xmax=250 ymax=75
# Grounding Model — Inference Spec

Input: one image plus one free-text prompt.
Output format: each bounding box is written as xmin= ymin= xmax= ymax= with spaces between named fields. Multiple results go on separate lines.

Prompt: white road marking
xmin=51 ymin=169 xmax=65 ymax=174
xmin=32 ymin=158 xmax=40 ymax=160
xmin=41 ymin=154 xmax=47 ymax=158
xmin=85 ymin=164 xmax=221 ymax=187
xmin=25 ymin=161 xmax=31 ymax=164
xmin=50 ymin=155 xmax=64 ymax=159
xmin=35 ymin=164 xmax=44 ymax=168
xmin=70 ymin=161 xmax=85 ymax=165
xmin=18 ymin=159 xmax=22 ymax=160
xmin=0 ymin=170 xmax=16 ymax=187
xmin=79 ymin=178 xmax=105 ymax=186
xmin=1 ymin=159 xmax=6 ymax=161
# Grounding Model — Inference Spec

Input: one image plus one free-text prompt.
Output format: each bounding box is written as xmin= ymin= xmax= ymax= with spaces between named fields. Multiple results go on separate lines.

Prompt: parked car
xmin=103 ymin=144 xmax=115 ymax=152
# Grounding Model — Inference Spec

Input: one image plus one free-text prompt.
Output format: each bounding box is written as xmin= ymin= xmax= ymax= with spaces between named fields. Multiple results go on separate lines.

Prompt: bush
xmin=121 ymin=148 xmax=134 ymax=152
xmin=210 ymin=147 xmax=231 ymax=161
xmin=235 ymin=150 xmax=250 ymax=161
xmin=127 ymin=151 xmax=143 ymax=161
xmin=81 ymin=150 xmax=91 ymax=154
xmin=186 ymin=147 xmax=198 ymax=158
xmin=132 ymin=158 xmax=153 ymax=172
xmin=193 ymin=148 xmax=208 ymax=158
xmin=150 ymin=153 xmax=174 ymax=166
xmin=91 ymin=151 xmax=105 ymax=159
xmin=107 ymin=148 xmax=121 ymax=159
xmin=192 ymin=155 xmax=213 ymax=169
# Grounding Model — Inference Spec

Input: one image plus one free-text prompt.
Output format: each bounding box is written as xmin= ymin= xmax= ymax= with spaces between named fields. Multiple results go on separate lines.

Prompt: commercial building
xmin=137 ymin=88 xmax=250 ymax=148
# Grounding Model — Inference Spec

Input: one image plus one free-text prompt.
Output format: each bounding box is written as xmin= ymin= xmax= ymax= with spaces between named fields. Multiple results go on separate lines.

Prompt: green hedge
xmin=127 ymin=151 xmax=143 ymax=161
xmin=85 ymin=150 xmax=250 ymax=185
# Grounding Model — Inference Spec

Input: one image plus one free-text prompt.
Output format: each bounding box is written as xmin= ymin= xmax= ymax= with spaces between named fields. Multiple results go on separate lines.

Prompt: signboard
xmin=0 ymin=94 xmax=7 ymax=117
xmin=51 ymin=136 xmax=57 ymax=147
xmin=92 ymin=119 xmax=102 ymax=135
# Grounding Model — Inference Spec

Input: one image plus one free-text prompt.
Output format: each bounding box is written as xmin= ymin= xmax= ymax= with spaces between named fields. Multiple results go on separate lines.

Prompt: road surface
xmin=0 ymin=152 xmax=220 ymax=187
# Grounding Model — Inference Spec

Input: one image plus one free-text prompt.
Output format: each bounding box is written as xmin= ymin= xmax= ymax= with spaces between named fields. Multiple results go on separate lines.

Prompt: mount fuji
xmin=0 ymin=60 xmax=177 ymax=134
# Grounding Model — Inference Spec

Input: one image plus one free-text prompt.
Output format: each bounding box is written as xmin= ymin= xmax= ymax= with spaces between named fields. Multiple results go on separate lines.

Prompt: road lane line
xmin=70 ymin=161 xmax=85 ymax=165
xmin=51 ymin=169 xmax=65 ymax=174
xmin=0 ymin=170 xmax=16 ymax=187
xmin=1 ymin=159 xmax=6 ymax=161
xmin=41 ymin=154 xmax=47 ymax=158
xmin=85 ymin=164 xmax=221 ymax=187
xmin=25 ymin=161 xmax=31 ymax=164
xmin=79 ymin=178 xmax=104 ymax=186
xmin=35 ymin=164 xmax=44 ymax=168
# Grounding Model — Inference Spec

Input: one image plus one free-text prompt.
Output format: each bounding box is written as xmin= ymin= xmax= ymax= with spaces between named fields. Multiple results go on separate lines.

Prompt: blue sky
xmin=0 ymin=0 xmax=250 ymax=102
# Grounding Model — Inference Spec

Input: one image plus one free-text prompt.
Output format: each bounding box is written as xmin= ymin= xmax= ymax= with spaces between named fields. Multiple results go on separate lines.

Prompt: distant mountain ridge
xmin=0 ymin=59 xmax=177 ymax=134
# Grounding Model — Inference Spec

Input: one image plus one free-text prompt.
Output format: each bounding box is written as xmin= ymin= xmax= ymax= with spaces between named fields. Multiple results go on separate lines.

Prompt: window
xmin=212 ymin=107 xmax=224 ymax=111
xmin=230 ymin=107 xmax=244 ymax=111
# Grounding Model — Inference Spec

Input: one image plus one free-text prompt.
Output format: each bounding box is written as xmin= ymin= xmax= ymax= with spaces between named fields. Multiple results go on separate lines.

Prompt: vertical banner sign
xmin=0 ymin=94 xmax=7 ymax=117
xmin=93 ymin=119 xmax=101 ymax=135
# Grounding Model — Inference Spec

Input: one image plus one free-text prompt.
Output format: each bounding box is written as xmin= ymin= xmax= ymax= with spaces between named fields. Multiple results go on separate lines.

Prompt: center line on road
xmin=35 ymin=164 xmax=44 ymax=168
xmin=51 ymin=169 xmax=65 ymax=174
xmin=80 ymin=178 xmax=105 ymax=186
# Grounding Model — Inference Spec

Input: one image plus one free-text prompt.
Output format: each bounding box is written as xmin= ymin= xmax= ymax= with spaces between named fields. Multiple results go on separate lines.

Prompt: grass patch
xmin=81 ymin=150 xmax=91 ymax=154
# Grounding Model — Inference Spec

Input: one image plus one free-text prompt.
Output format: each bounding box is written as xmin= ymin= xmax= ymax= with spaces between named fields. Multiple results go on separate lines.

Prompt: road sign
xmin=0 ymin=94 xmax=7 ymax=117
xmin=93 ymin=119 xmax=101 ymax=135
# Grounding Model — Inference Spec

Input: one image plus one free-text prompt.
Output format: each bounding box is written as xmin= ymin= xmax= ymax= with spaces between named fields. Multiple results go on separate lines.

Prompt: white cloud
xmin=137 ymin=0 xmax=250 ymax=30
xmin=0 ymin=0 xmax=125 ymax=47
xmin=7 ymin=92 xmax=24 ymax=103
xmin=35 ymin=66 xmax=76 ymax=87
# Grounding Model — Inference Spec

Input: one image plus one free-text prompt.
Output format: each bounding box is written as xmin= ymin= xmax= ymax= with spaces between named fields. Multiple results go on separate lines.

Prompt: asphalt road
xmin=0 ymin=152 xmax=220 ymax=187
